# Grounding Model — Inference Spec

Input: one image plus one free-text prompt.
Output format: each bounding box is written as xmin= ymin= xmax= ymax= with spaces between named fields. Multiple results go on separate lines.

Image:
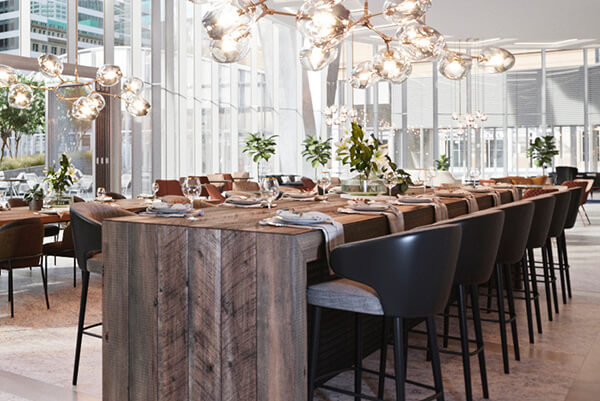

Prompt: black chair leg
xmin=354 ymin=313 xmax=362 ymax=401
xmin=503 ymin=263 xmax=520 ymax=361
xmin=378 ymin=317 xmax=388 ymax=399
xmin=546 ymin=240 xmax=560 ymax=315
xmin=426 ymin=316 xmax=445 ymax=401
xmin=541 ymin=245 xmax=554 ymax=321
xmin=486 ymin=283 xmax=493 ymax=313
xmin=442 ymin=305 xmax=450 ymax=348
xmin=40 ymin=261 xmax=50 ymax=310
xmin=8 ymin=268 xmax=14 ymax=318
xmin=392 ymin=317 xmax=406 ymax=401
xmin=457 ymin=284 xmax=473 ymax=401
xmin=470 ymin=284 xmax=489 ymax=399
xmin=560 ymin=233 xmax=572 ymax=298
xmin=73 ymin=257 xmax=77 ymax=288
xmin=556 ymin=237 xmax=567 ymax=305
xmin=520 ymin=255 xmax=535 ymax=344
xmin=73 ymin=271 xmax=90 ymax=386
xmin=495 ymin=264 xmax=510 ymax=374
xmin=528 ymin=249 xmax=543 ymax=333
xmin=582 ymin=205 xmax=591 ymax=225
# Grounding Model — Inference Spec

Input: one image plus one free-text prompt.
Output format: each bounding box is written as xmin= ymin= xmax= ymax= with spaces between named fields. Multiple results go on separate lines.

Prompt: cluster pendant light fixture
xmin=192 ymin=0 xmax=516 ymax=88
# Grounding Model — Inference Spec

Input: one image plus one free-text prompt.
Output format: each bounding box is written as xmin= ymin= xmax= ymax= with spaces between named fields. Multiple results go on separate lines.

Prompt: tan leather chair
xmin=0 ymin=218 xmax=46 ymax=317
xmin=232 ymin=181 xmax=260 ymax=192
xmin=232 ymin=171 xmax=250 ymax=182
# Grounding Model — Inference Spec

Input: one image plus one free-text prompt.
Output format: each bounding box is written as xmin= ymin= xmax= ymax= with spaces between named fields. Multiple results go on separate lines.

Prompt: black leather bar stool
xmin=435 ymin=210 xmax=505 ymax=401
xmin=555 ymin=186 xmax=584 ymax=301
xmin=307 ymin=224 xmax=462 ymax=401
xmin=523 ymin=194 xmax=556 ymax=323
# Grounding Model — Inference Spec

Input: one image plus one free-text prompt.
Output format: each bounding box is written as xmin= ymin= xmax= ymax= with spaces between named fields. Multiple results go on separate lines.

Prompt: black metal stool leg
xmin=426 ymin=316 xmax=445 ymax=401
xmin=73 ymin=257 xmax=77 ymax=288
xmin=560 ymin=233 xmax=572 ymax=298
xmin=520 ymin=255 xmax=535 ymax=344
xmin=354 ymin=313 xmax=362 ymax=401
xmin=495 ymin=264 xmax=510 ymax=374
xmin=503 ymin=263 xmax=520 ymax=361
xmin=73 ymin=271 xmax=90 ymax=386
xmin=546 ymin=240 xmax=560 ymax=315
xmin=556 ymin=237 xmax=567 ymax=304
xmin=393 ymin=317 xmax=406 ymax=401
xmin=8 ymin=267 xmax=14 ymax=318
xmin=442 ymin=305 xmax=450 ymax=348
xmin=470 ymin=284 xmax=489 ymax=399
xmin=527 ymin=249 xmax=543 ymax=333
xmin=378 ymin=317 xmax=388 ymax=399
xmin=458 ymin=284 xmax=473 ymax=401
xmin=40 ymin=260 xmax=50 ymax=310
xmin=541 ymin=245 xmax=553 ymax=321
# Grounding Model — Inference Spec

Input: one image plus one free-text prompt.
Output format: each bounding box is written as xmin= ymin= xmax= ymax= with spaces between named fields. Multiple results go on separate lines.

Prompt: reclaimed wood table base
xmin=102 ymin=191 xmax=513 ymax=401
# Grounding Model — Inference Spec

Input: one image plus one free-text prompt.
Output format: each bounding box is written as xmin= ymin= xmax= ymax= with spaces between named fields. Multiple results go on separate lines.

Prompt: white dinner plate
xmin=275 ymin=210 xmax=331 ymax=225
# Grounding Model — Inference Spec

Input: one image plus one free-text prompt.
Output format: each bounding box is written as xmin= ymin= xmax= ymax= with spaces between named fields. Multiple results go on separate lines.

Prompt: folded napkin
xmin=393 ymin=195 xmax=449 ymax=222
xmin=283 ymin=192 xmax=317 ymax=201
xmin=40 ymin=208 xmax=68 ymax=218
xmin=435 ymin=190 xmax=479 ymax=213
xmin=223 ymin=196 xmax=266 ymax=208
xmin=463 ymin=186 xmax=502 ymax=206
xmin=491 ymin=184 xmax=520 ymax=201
xmin=337 ymin=203 xmax=405 ymax=233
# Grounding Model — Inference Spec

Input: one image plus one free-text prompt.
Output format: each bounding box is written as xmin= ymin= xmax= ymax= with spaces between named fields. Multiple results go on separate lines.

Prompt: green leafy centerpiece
xmin=527 ymin=135 xmax=559 ymax=176
xmin=43 ymin=153 xmax=78 ymax=205
xmin=336 ymin=122 xmax=411 ymax=194
xmin=24 ymin=184 xmax=44 ymax=211
xmin=242 ymin=133 xmax=277 ymax=178
xmin=301 ymin=135 xmax=332 ymax=179
xmin=434 ymin=154 xmax=450 ymax=171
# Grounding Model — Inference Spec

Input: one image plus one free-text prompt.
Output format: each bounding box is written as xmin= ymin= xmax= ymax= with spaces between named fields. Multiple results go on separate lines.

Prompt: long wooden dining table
xmin=102 ymin=190 xmax=514 ymax=401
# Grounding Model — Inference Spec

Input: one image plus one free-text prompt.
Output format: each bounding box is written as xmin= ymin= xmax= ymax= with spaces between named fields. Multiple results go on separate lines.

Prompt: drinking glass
xmin=426 ymin=168 xmax=436 ymax=188
xmin=418 ymin=170 xmax=427 ymax=194
xmin=96 ymin=187 xmax=106 ymax=200
xmin=261 ymin=177 xmax=280 ymax=209
xmin=152 ymin=182 xmax=160 ymax=199
xmin=470 ymin=168 xmax=481 ymax=186
xmin=317 ymin=170 xmax=331 ymax=196
xmin=383 ymin=171 xmax=397 ymax=196
xmin=0 ymin=189 xmax=6 ymax=208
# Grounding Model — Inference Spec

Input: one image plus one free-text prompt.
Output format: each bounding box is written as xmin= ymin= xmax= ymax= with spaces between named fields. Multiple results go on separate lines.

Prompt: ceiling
xmin=270 ymin=0 xmax=600 ymax=50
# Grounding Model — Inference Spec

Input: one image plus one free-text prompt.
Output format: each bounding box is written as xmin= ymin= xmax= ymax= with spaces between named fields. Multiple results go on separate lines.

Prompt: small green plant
xmin=434 ymin=154 xmax=450 ymax=171
xmin=301 ymin=135 xmax=332 ymax=178
xmin=43 ymin=153 xmax=78 ymax=196
xmin=23 ymin=183 xmax=44 ymax=202
xmin=242 ymin=133 xmax=278 ymax=175
xmin=527 ymin=135 xmax=559 ymax=174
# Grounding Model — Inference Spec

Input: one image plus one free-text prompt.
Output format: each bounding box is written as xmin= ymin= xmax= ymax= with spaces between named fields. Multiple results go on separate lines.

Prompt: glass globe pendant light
xmin=478 ymin=47 xmax=515 ymax=73
xmin=71 ymin=96 xmax=99 ymax=121
xmin=88 ymin=93 xmax=106 ymax=112
xmin=0 ymin=64 xmax=18 ymax=87
xmin=383 ymin=0 xmax=431 ymax=24
xmin=439 ymin=51 xmax=472 ymax=80
xmin=123 ymin=77 xmax=144 ymax=94
xmin=202 ymin=3 xmax=253 ymax=41
xmin=126 ymin=95 xmax=152 ymax=117
xmin=297 ymin=2 xmax=350 ymax=49
xmin=97 ymin=64 xmax=123 ymax=87
xmin=38 ymin=54 xmax=64 ymax=78
xmin=299 ymin=45 xmax=338 ymax=71
xmin=396 ymin=21 xmax=445 ymax=61
xmin=8 ymin=83 xmax=34 ymax=109
xmin=348 ymin=61 xmax=379 ymax=89
xmin=210 ymin=34 xmax=251 ymax=63
xmin=372 ymin=47 xmax=412 ymax=83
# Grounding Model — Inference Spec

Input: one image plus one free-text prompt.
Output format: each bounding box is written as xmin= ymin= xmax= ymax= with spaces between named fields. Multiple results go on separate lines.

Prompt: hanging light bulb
xmin=210 ymin=34 xmax=251 ymax=63
xmin=439 ymin=50 xmax=472 ymax=80
xmin=71 ymin=96 xmax=99 ymax=121
xmin=349 ymin=60 xmax=380 ymax=89
xmin=383 ymin=0 xmax=431 ymax=24
xmin=8 ymin=83 xmax=34 ymax=109
xmin=478 ymin=47 xmax=515 ymax=73
xmin=123 ymin=77 xmax=144 ymax=94
xmin=126 ymin=95 xmax=152 ymax=117
xmin=88 ymin=93 xmax=106 ymax=112
xmin=0 ymin=64 xmax=18 ymax=87
xmin=297 ymin=3 xmax=350 ymax=49
xmin=202 ymin=3 xmax=253 ymax=41
xmin=396 ymin=21 xmax=445 ymax=61
xmin=97 ymin=64 xmax=123 ymax=87
xmin=299 ymin=45 xmax=338 ymax=71
xmin=38 ymin=54 xmax=64 ymax=78
xmin=372 ymin=48 xmax=412 ymax=83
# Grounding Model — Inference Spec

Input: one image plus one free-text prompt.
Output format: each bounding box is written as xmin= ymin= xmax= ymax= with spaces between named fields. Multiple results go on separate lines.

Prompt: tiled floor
xmin=0 ymin=203 xmax=598 ymax=401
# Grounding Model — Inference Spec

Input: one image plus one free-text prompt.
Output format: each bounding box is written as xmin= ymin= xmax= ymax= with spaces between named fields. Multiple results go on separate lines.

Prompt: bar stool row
xmin=306 ymin=185 xmax=584 ymax=401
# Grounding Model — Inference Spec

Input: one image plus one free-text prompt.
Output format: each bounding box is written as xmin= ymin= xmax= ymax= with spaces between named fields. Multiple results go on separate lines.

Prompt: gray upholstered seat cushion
xmin=307 ymin=279 xmax=384 ymax=315
xmin=87 ymin=253 xmax=103 ymax=274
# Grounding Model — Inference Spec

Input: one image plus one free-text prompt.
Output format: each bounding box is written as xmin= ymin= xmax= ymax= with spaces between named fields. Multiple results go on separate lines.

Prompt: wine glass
xmin=0 ymin=189 xmax=6 ymax=208
xmin=317 ymin=170 xmax=331 ymax=197
xmin=418 ymin=170 xmax=427 ymax=194
xmin=96 ymin=186 xmax=106 ymax=200
xmin=152 ymin=182 xmax=160 ymax=199
xmin=470 ymin=168 xmax=481 ymax=186
xmin=426 ymin=168 xmax=436 ymax=188
xmin=260 ymin=177 xmax=280 ymax=209
xmin=383 ymin=171 xmax=397 ymax=197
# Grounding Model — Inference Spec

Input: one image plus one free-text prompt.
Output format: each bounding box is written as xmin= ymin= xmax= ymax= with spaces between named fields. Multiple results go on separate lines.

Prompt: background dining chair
xmin=105 ymin=192 xmax=126 ymax=200
xmin=555 ymin=186 xmax=584 ymax=300
xmin=204 ymin=183 xmax=226 ymax=203
xmin=307 ymin=224 xmax=462 ymax=401
xmin=43 ymin=223 xmax=77 ymax=287
xmin=0 ymin=218 xmax=47 ymax=318
xmin=70 ymin=202 xmax=136 ymax=385
xmin=155 ymin=179 xmax=184 ymax=196
xmin=555 ymin=166 xmax=578 ymax=184
xmin=5 ymin=196 xmax=60 ymax=239
xmin=232 ymin=181 xmax=260 ymax=192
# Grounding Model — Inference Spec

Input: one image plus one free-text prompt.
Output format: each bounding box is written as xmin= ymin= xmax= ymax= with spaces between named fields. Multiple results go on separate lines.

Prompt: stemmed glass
xmin=418 ymin=170 xmax=427 ymax=194
xmin=317 ymin=170 xmax=331 ymax=197
xmin=261 ymin=177 xmax=280 ymax=209
xmin=383 ymin=171 xmax=397 ymax=197
xmin=96 ymin=186 xmax=106 ymax=200
xmin=470 ymin=168 xmax=481 ymax=186
xmin=426 ymin=168 xmax=436 ymax=189
xmin=183 ymin=177 xmax=199 ymax=204
xmin=0 ymin=189 xmax=6 ymax=209
xmin=152 ymin=182 xmax=160 ymax=199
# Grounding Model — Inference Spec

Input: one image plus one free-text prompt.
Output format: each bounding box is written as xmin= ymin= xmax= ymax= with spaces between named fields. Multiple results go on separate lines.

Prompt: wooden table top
xmin=0 ymin=198 xmax=149 ymax=227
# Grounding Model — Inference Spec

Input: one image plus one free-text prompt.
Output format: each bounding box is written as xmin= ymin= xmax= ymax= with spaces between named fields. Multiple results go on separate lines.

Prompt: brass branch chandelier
xmin=0 ymin=56 xmax=150 ymax=121
xmin=192 ymin=0 xmax=516 ymax=88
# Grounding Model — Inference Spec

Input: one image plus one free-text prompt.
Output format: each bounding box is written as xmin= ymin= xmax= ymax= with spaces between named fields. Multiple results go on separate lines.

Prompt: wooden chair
xmin=0 ymin=218 xmax=47 ymax=318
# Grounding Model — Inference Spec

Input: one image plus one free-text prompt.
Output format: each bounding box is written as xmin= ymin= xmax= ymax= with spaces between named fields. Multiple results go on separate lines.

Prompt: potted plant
xmin=43 ymin=153 xmax=78 ymax=205
xmin=432 ymin=154 xmax=459 ymax=186
xmin=434 ymin=154 xmax=450 ymax=171
xmin=301 ymin=135 xmax=332 ymax=179
xmin=24 ymin=184 xmax=44 ymax=211
xmin=242 ymin=133 xmax=278 ymax=179
xmin=527 ymin=135 xmax=559 ymax=176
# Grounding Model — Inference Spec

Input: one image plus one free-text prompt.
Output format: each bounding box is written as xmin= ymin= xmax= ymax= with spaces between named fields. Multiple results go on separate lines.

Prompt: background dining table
xmin=101 ymin=190 xmax=513 ymax=401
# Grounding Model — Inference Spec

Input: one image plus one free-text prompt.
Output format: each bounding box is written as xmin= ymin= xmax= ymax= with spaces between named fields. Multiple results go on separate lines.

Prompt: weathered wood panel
xmin=220 ymin=230 xmax=257 ymax=401
xmin=157 ymin=225 xmax=189 ymax=401
xmin=128 ymin=223 xmax=158 ymax=401
xmin=189 ymin=229 xmax=222 ymax=401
